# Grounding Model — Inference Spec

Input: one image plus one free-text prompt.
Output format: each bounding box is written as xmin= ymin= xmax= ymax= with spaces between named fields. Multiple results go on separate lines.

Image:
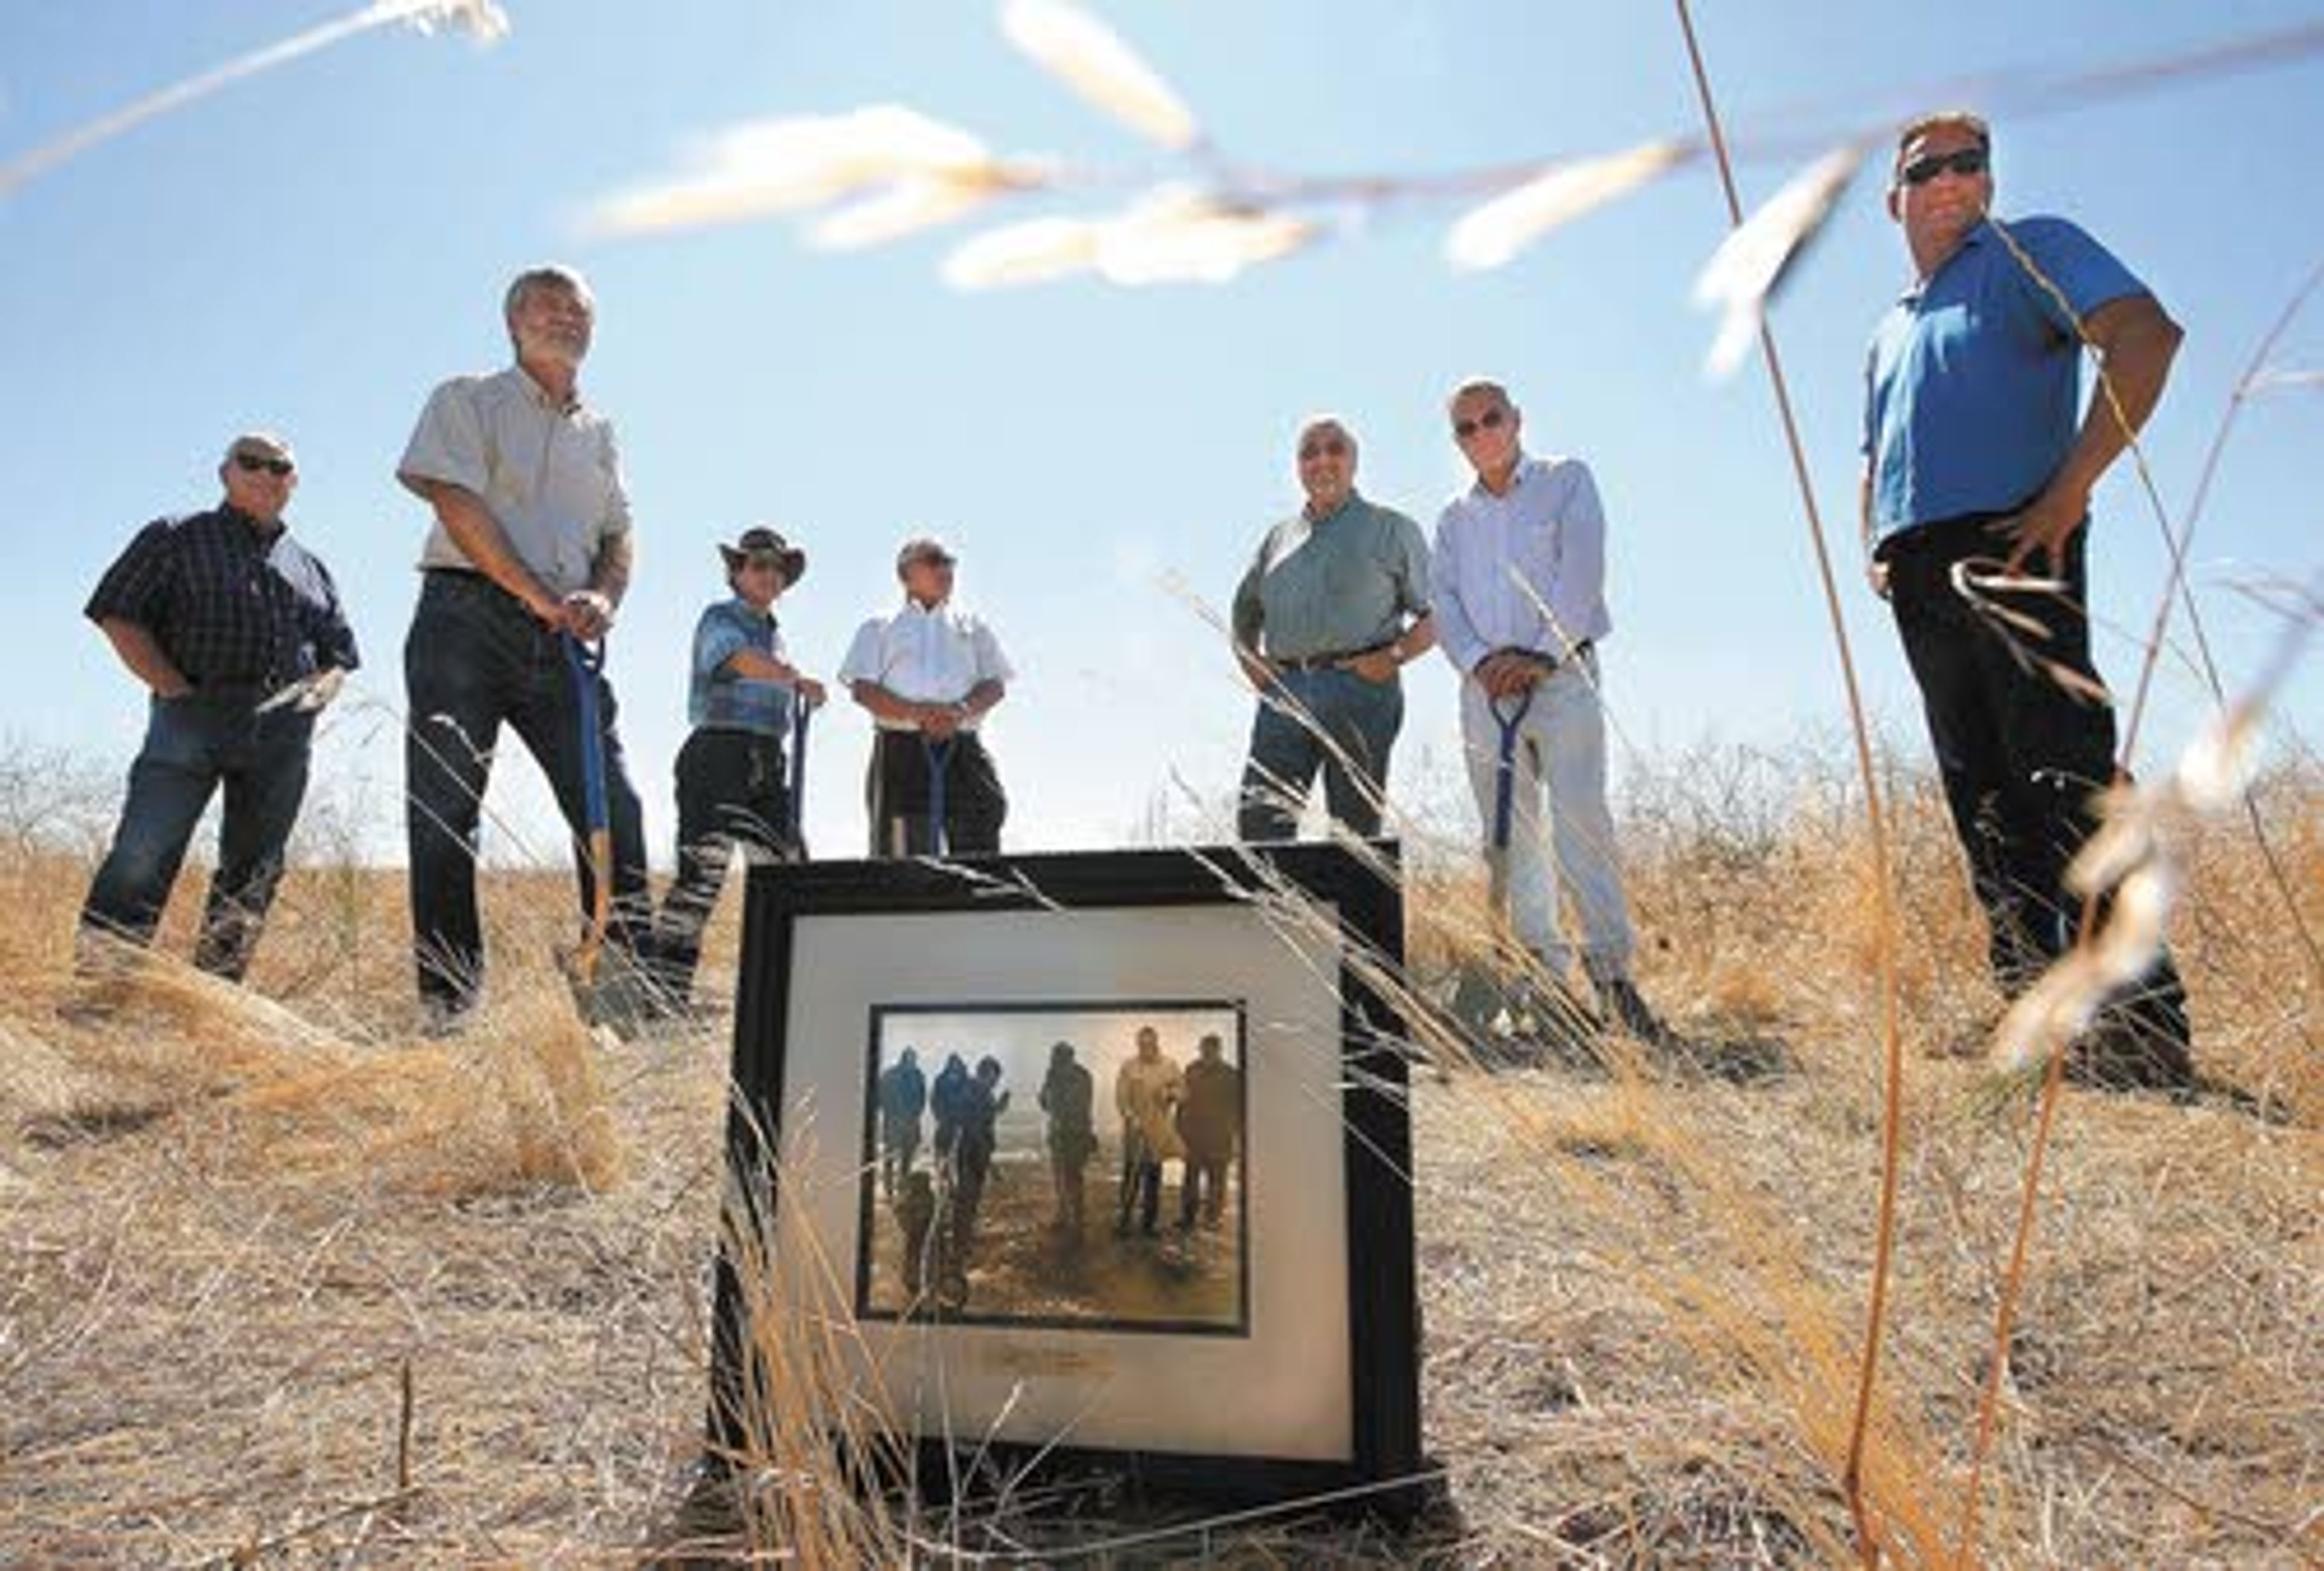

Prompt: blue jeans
xmin=1236 ymin=667 xmax=1404 ymax=841
xmin=404 ymin=572 xmax=651 ymax=1011
xmin=80 ymin=689 xmax=315 ymax=980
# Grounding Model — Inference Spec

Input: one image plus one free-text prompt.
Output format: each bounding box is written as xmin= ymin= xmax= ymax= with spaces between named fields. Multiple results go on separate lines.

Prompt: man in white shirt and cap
xmin=838 ymin=535 xmax=1015 ymax=856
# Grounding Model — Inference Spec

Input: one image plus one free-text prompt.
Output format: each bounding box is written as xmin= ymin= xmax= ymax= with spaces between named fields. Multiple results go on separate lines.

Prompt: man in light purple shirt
xmin=1431 ymin=378 xmax=1666 ymax=1052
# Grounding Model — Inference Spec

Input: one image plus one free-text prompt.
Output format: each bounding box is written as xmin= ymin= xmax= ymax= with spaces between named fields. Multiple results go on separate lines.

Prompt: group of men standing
xmin=872 ymin=1027 xmax=1241 ymax=1309
xmin=874 ymin=1047 xmax=1011 ymax=1307
xmin=1219 ymin=110 xmax=2191 ymax=1085
xmin=70 ymin=110 xmax=2197 ymax=1089
xmin=1232 ymin=381 xmax=1666 ymax=1049
xmin=71 ymin=263 xmax=1019 ymax=1033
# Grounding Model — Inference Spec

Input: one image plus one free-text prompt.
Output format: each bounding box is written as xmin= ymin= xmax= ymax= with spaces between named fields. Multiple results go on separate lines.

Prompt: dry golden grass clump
xmin=1 ymin=740 xmax=2316 ymax=1566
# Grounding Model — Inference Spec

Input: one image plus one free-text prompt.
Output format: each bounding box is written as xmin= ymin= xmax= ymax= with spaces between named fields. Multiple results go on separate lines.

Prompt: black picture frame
xmin=707 ymin=842 xmax=1421 ymax=1518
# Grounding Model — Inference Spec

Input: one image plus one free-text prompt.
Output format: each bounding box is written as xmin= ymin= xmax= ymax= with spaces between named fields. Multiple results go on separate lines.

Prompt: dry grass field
xmin=1 ymin=742 xmax=2316 ymax=1567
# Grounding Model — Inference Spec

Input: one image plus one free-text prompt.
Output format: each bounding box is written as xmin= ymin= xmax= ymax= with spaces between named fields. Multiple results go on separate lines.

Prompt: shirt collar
xmin=1899 ymin=219 xmax=1991 ymax=303
xmin=511 ymin=361 xmax=584 ymax=416
xmin=724 ymin=594 xmax=775 ymax=626
xmin=220 ymin=502 xmax=286 ymax=545
xmin=1466 ymin=451 xmax=1533 ymax=500
xmin=1302 ymin=491 xmax=1361 ymax=528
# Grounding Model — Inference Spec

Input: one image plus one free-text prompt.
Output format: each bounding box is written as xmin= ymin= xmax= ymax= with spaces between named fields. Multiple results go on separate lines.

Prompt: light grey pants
xmin=1457 ymin=649 xmax=1635 ymax=982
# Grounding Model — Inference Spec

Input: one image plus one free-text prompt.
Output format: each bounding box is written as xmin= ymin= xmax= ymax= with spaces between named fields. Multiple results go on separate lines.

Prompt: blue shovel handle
xmin=561 ymin=633 xmax=609 ymax=837
xmin=921 ymin=735 xmax=954 ymax=854
xmin=787 ymin=701 xmax=810 ymax=853
xmin=1490 ymin=687 xmax=1534 ymax=852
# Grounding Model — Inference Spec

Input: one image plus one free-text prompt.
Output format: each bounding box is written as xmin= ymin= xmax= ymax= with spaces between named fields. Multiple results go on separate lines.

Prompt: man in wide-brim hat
xmin=648 ymin=525 xmax=825 ymax=1011
xmin=717 ymin=525 xmax=805 ymax=583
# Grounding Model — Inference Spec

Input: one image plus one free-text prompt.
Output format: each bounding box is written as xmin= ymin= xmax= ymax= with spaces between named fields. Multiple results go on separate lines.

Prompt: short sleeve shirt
xmin=838 ymin=599 xmax=1015 ymax=730
xmin=688 ymin=597 xmax=795 ymax=735
xmin=1864 ymin=216 xmax=2148 ymax=539
xmin=84 ymin=506 xmax=361 ymax=687
xmin=397 ymin=365 xmax=632 ymax=596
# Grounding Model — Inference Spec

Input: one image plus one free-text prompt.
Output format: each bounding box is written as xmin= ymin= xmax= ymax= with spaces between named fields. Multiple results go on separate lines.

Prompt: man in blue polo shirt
xmin=1862 ymin=111 xmax=2193 ymax=1091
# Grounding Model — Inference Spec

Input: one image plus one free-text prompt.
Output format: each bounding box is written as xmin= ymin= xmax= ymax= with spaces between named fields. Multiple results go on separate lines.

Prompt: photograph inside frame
xmin=856 ymin=1001 xmax=1248 ymax=1335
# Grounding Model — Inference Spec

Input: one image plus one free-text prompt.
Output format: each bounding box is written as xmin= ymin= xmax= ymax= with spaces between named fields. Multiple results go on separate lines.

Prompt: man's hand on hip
xmin=1997 ymin=487 xmax=2087 ymax=577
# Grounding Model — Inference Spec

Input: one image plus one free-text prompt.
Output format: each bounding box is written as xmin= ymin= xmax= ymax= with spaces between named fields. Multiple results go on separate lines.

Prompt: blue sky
xmin=3 ymin=1 xmax=2318 ymax=865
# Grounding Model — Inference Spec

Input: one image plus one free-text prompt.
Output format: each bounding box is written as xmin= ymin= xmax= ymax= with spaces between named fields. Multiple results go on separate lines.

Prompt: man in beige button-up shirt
xmin=395 ymin=263 xmax=651 ymax=1034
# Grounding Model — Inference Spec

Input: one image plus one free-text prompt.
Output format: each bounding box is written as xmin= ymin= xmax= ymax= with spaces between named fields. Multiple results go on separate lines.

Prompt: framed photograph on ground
xmin=709 ymin=844 xmax=1420 ymax=1514
xmin=858 ymin=1000 xmax=1250 ymax=1334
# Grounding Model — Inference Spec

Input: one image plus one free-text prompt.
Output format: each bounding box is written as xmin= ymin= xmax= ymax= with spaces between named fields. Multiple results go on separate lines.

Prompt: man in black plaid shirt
xmin=77 ymin=431 xmax=359 ymax=982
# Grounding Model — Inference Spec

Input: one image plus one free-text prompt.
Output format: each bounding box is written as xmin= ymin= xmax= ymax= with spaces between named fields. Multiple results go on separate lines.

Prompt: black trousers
xmin=1883 ymin=516 xmax=2117 ymax=985
xmin=404 ymin=571 xmax=651 ymax=1011
xmin=866 ymin=729 xmax=1006 ymax=857
xmin=651 ymin=727 xmax=794 ymax=997
xmin=1881 ymin=514 xmax=2191 ymax=1074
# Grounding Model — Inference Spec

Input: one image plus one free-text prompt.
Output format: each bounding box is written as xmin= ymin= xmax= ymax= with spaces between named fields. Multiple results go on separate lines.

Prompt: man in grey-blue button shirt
xmin=1230 ymin=415 xmax=1435 ymax=841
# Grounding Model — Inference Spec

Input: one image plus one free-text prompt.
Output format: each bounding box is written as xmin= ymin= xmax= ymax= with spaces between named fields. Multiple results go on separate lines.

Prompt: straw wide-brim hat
xmin=717 ymin=526 xmax=806 ymax=583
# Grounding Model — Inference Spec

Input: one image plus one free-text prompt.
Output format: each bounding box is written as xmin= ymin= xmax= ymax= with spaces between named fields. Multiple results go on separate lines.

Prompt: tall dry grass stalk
xmin=698 ymin=1123 xmax=916 ymax=1564
xmin=0 ymin=772 xmax=626 ymax=1202
xmin=0 ymin=1 xmax=509 ymax=198
xmin=1670 ymin=9 xmax=1913 ymax=1558
xmin=578 ymin=0 xmax=2324 ymax=336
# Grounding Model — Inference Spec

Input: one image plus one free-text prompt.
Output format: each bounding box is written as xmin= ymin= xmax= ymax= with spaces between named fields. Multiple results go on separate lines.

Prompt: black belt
xmin=1497 ymin=639 xmax=1592 ymax=674
xmin=421 ymin=566 xmax=534 ymax=617
xmin=180 ymin=677 xmax=284 ymax=703
xmin=1272 ymin=638 xmax=1397 ymax=672
xmin=1871 ymin=499 xmax=2034 ymax=564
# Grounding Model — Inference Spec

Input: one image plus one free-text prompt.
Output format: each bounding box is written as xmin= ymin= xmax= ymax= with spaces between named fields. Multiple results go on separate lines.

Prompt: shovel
xmin=921 ymin=733 xmax=953 ymax=856
xmin=783 ymin=698 xmax=811 ymax=861
xmin=1448 ymin=687 xmax=1532 ymax=1054
xmin=1449 ymin=677 xmax=1607 ymax=1068
xmin=560 ymin=632 xmax=655 ymax=1037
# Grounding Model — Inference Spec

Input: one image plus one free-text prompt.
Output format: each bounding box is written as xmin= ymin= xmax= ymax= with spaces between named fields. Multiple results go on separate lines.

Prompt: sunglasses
xmin=1452 ymin=407 xmax=1508 ymax=440
xmin=1899 ymin=146 xmax=1988 ymax=187
xmin=1298 ymin=438 xmax=1349 ymax=461
xmin=234 ymin=453 xmax=295 ymax=476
